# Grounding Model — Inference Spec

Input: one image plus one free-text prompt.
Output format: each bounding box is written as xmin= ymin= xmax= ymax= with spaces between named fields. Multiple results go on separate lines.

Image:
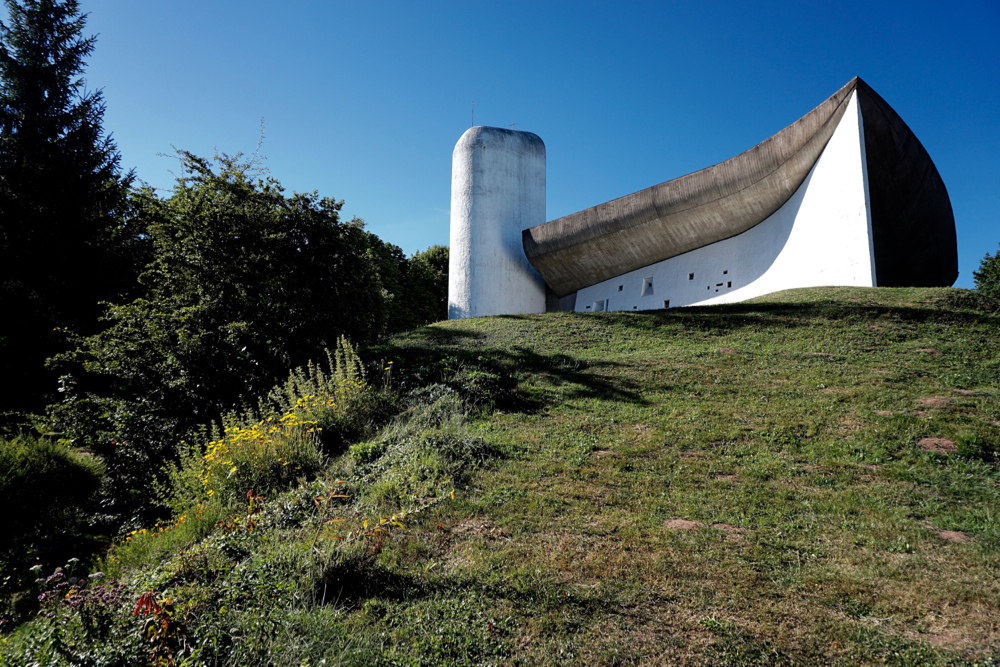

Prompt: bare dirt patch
xmin=875 ymin=410 xmax=893 ymax=416
xmin=935 ymin=530 xmax=971 ymax=543
xmin=918 ymin=438 xmax=957 ymax=455
xmin=593 ymin=449 xmax=615 ymax=458
xmin=916 ymin=348 xmax=940 ymax=357
xmin=665 ymin=519 xmax=704 ymax=531
xmin=715 ymin=474 xmax=736 ymax=482
xmin=866 ymin=325 xmax=884 ymax=332
xmin=916 ymin=397 xmax=948 ymax=408
xmin=904 ymin=629 xmax=972 ymax=650
xmin=952 ymin=389 xmax=976 ymax=396
xmin=450 ymin=519 xmax=510 ymax=540
xmin=712 ymin=523 xmax=747 ymax=542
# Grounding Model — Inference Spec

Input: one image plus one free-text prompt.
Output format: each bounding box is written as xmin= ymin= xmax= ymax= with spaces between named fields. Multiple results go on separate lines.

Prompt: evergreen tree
xmin=0 ymin=0 xmax=137 ymax=423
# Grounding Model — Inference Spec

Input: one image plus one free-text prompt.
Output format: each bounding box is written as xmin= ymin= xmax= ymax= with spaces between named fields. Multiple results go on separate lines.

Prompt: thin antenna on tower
xmin=471 ymin=101 xmax=474 ymax=127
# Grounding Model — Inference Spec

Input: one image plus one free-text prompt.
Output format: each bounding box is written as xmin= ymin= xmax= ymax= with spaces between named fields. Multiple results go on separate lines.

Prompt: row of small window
xmin=585 ymin=270 xmax=735 ymax=312
xmin=614 ymin=271 xmax=733 ymax=298
xmin=587 ymin=299 xmax=672 ymax=311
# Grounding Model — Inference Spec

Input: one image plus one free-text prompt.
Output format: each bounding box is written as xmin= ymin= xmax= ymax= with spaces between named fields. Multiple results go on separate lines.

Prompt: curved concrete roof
xmin=523 ymin=77 xmax=956 ymax=297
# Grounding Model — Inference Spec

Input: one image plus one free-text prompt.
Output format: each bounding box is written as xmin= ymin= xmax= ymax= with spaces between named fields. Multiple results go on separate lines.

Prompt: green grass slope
xmin=373 ymin=286 xmax=1000 ymax=665
xmin=5 ymin=286 xmax=999 ymax=666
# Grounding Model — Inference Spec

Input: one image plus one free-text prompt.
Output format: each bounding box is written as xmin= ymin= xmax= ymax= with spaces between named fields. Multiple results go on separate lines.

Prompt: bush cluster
xmin=1 ymin=340 xmax=502 ymax=665
xmin=0 ymin=436 xmax=102 ymax=572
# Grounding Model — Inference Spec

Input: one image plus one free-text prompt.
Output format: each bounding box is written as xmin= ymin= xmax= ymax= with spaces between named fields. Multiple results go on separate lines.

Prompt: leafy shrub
xmin=262 ymin=337 xmax=398 ymax=450
xmin=973 ymin=243 xmax=1000 ymax=301
xmin=44 ymin=149 xmax=408 ymax=522
xmin=2 ymin=568 xmax=142 ymax=666
xmin=0 ymin=435 xmax=102 ymax=561
xmin=159 ymin=338 xmax=384 ymax=515
xmin=160 ymin=408 xmax=324 ymax=517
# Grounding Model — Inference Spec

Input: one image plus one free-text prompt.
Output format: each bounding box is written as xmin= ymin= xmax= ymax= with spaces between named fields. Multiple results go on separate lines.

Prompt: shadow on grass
xmin=314 ymin=558 xmax=425 ymax=607
xmin=371 ymin=326 xmax=647 ymax=412
xmin=368 ymin=292 xmax=997 ymax=416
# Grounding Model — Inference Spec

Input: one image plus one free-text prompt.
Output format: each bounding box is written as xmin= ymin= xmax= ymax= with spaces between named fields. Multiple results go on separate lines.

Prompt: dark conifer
xmin=0 ymin=0 xmax=137 ymax=423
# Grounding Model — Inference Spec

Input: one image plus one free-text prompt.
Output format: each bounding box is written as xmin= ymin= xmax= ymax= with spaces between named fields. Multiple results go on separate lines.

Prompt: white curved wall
xmin=448 ymin=127 xmax=547 ymax=319
xmin=574 ymin=91 xmax=876 ymax=312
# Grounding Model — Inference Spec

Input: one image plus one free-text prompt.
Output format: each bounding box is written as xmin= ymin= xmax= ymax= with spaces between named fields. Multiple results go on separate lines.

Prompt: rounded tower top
xmin=453 ymin=126 xmax=545 ymax=158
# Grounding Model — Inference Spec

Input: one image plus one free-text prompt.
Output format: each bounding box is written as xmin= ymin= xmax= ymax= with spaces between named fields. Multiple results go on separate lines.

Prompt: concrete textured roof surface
xmin=524 ymin=77 xmax=956 ymax=296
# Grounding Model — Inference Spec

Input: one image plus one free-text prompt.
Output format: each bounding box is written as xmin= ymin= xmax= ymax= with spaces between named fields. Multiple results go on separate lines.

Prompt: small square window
xmin=642 ymin=277 xmax=654 ymax=296
xmin=618 ymin=285 xmax=623 ymax=292
xmin=727 ymin=281 xmax=732 ymax=288
xmin=663 ymin=299 xmax=670 ymax=308
xmin=723 ymin=270 xmax=728 ymax=275
xmin=688 ymin=273 xmax=694 ymax=280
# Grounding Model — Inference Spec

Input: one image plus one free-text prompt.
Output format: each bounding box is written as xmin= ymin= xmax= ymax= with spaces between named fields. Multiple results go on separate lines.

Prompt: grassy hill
xmin=4 ymin=287 xmax=998 ymax=666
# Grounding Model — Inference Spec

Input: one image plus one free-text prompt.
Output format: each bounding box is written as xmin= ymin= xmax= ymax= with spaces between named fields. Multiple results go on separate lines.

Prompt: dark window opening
xmin=663 ymin=300 xmax=670 ymax=308
xmin=688 ymin=273 xmax=694 ymax=280
xmin=618 ymin=285 xmax=623 ymax=292
xmin=727 ymin=281 xmax=732 ymax=288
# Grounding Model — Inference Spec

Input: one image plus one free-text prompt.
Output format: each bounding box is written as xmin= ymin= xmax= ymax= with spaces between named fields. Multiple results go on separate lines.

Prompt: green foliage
xmin=351 ymin=386 xmax=494 ymax=509
xmin=2 ymin=563 xmax=142 ymax=665
xmin=158 ymin=338 xmax=375 ymax=516
xmin=45 ymin=149 xmax=402 ymax=519
xmin=389 ymin=353 xmax=520 ymax=413
xmin=391 ymin=244 xmax=449 ymax=332
xmin=263 ymin=336 xmax=397 ymax=450
xmin=9 ymin=287 xmax=1000 ymax=666
xmin=0 ymin=434 xmax=102 ymax=562
xmin=0 ymin=0 xmax=141 ymax=424
xmin=973 ymin=243 xmax=1000 ymax=301
xmin=0 ymin=434 xmax=103 ymax=624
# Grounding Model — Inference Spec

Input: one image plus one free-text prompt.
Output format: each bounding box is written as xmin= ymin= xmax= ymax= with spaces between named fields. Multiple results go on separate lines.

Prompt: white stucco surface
xmin=574 ymin=91 xmax=876 ymax=313
xmin=448 ymin=127 xmax=547 ymax=319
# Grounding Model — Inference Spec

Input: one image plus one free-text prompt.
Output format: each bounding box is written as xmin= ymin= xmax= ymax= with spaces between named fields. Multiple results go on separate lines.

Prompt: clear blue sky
xmin=59 ymin=1 xmax=1000 ymax=287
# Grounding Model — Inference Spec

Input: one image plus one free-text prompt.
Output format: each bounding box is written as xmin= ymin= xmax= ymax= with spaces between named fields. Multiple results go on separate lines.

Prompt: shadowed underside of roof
xmin=855 ymin=80 xmax=957 ymax=287
xmin=524 ymin=77 xmax=956 ymax=297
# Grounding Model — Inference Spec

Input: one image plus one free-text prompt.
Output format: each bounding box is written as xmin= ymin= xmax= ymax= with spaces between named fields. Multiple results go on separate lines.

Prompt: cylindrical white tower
xmin=448 ymin=126 xmax=547 ymax=319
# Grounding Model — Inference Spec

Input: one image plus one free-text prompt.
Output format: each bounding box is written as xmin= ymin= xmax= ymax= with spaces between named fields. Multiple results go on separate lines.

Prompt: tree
xmin=0 ymin=0 xmax=138 ymax=424
xmin=367 ymin=240 xmax=449 ymax=334
xmin=401 ymin=245 xmax=448 ymax=328
xmin=48 ymin=148 xmax=393 ymax=518
xmin=973 ymin=243 xmax=1000 ymax=301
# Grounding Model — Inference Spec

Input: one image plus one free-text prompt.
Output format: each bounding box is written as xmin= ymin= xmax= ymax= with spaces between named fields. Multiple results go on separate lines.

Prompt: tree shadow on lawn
xmin=370 ymin=325 xmax=647 ymax=412
xmin=369 ymin=299 xmax=996 ymax=415
xmin=624 ymin=300 xmax=1000 ymax=329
